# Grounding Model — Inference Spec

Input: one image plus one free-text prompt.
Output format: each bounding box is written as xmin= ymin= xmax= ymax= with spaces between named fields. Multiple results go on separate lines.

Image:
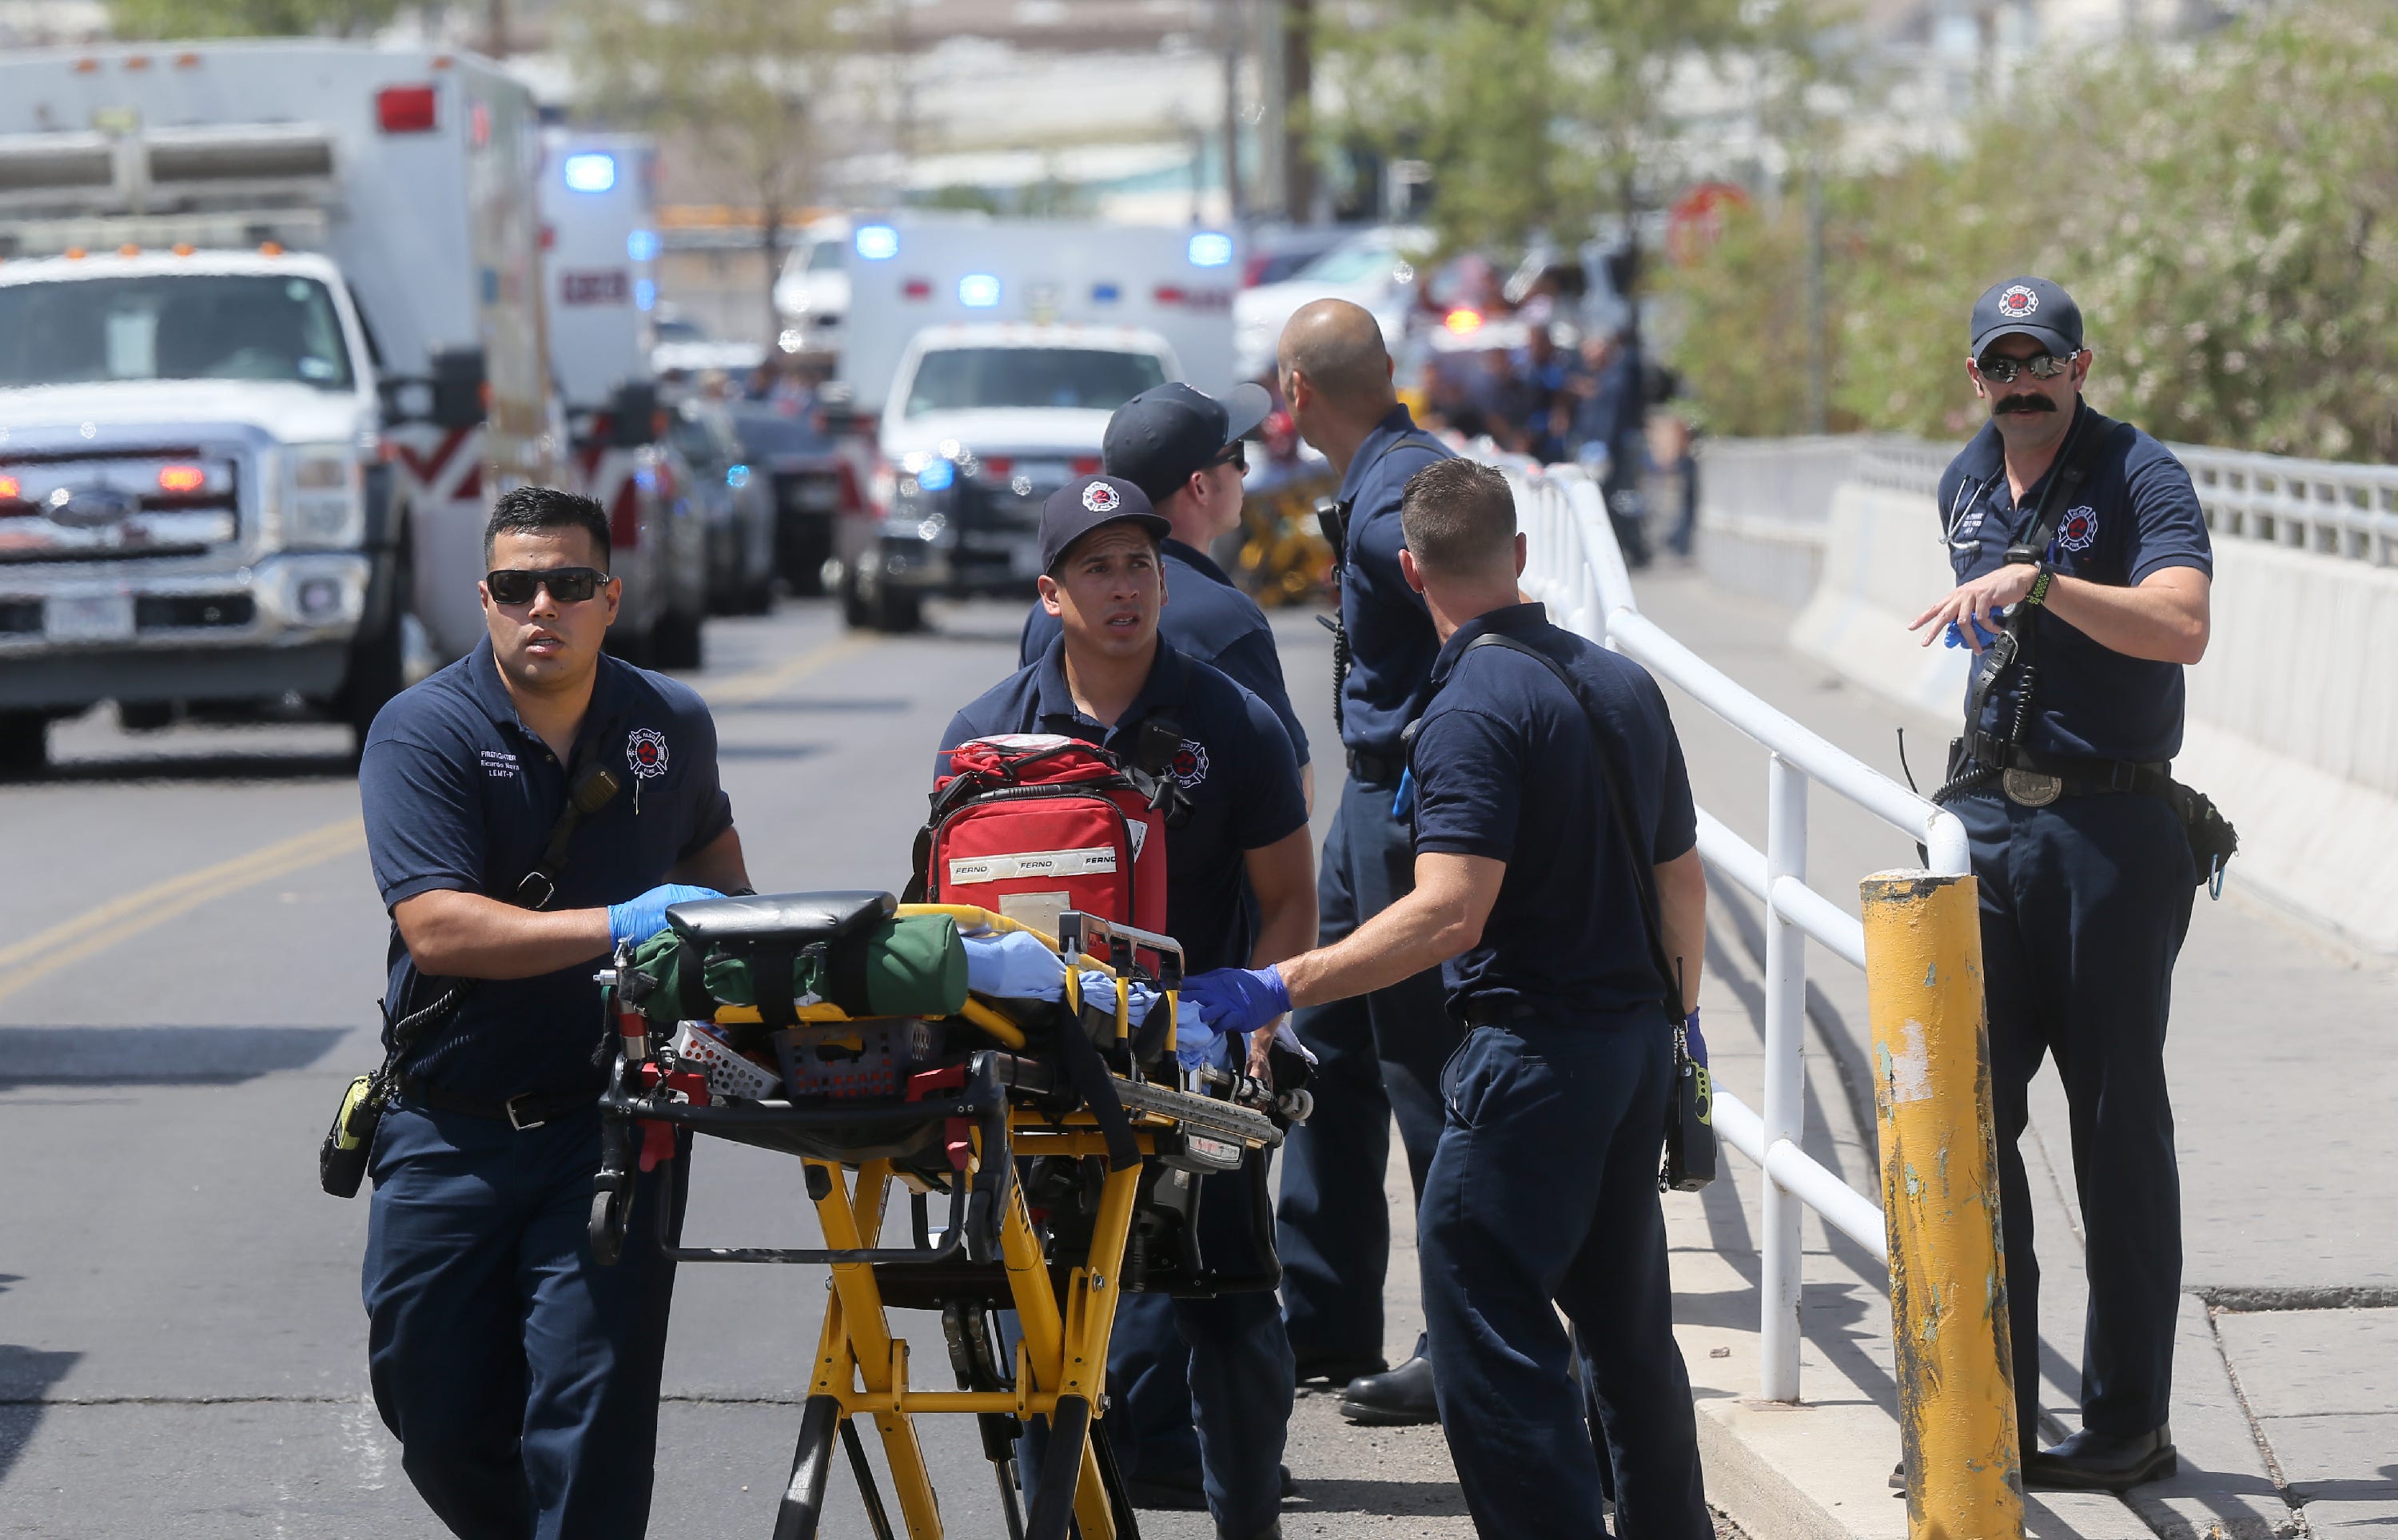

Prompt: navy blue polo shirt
xmin=360 ymin=638 xmax=734 ymax=1096
xmin=939 ymin=639 xmax=1308 ymax=975
xmin=1408 ymin=603 xmax=1696 ymax=1021
xmin=1019 ymin=538 xmax=1309 ymax=768
xmin=1336 ymin=404 xmax=1453 ymax=761
xmin=1938 ymin=401 xmax=2213 ymax=763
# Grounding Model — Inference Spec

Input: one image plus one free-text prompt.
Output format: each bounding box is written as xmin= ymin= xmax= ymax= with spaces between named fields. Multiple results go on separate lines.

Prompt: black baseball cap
xmin=1038 ymin=474 xmax=1169 ymax=575
xmin=1102 ymin=380 xmax=1273 ymax=503
xmin=1970 ymin=277 xmax=2085 ymax=361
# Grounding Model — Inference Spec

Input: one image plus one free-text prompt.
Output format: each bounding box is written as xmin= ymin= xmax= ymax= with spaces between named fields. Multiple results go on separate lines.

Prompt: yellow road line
xmin=0 ymin=636 xmax=866 ymax=1006
xmin=701 ymin=634 xmax=874 ymax=708
xmin=0 ymin=816 xmax=365 ymax=1006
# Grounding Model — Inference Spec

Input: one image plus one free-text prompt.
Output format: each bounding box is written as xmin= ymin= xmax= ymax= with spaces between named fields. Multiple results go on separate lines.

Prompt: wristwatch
xmin=2023 ymin=566 xmax=2055 ymax=607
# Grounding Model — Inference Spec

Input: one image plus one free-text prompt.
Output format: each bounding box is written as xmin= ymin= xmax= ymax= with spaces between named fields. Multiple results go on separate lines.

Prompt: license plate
xmin=46 ymin=591 xmax=135 ymax=643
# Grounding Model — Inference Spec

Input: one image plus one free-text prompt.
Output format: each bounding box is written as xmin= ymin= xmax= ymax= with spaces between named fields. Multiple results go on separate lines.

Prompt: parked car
xmin=1241 ymin=223 xmax=1354 ymax=289
xmin=1233 ymin=225 xmax=1432 ymax=379
xmin=728 ymin=402 xmax=864 ymax=599
xmin=668 ymin=397 xmax=777 ymax=615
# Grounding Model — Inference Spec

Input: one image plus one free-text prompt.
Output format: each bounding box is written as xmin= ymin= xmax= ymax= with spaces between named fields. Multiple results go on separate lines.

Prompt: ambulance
xmin=0 ymin=42 xmax=547 ymax=769
xmin=832 ymin=214 xmax=1241 ymax=631
xmin=536 ymin=127 xmax=707 ymax=668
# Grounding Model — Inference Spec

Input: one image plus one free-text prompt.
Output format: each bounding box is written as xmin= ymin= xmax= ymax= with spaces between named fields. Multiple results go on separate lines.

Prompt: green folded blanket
xmin=627 ymin=913 xmax=966 ymax=1021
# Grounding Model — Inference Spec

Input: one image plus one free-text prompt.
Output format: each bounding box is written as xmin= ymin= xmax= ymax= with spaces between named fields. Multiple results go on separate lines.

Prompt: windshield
xmin=729 ymin=408 xmax=831 ymax=458
xmin=807 ymin=241 xmax=844 ymax=273
xmin=1295 ymin=238 xmax=1400 ymax=285
xmin=0 ymin=273 xmax=357 ymax=392
xmin=903 ymin=348 xmax=1166 ymax=417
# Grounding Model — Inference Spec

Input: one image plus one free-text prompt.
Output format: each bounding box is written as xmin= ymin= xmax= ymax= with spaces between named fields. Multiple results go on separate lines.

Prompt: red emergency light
xmin=157 ymin=464 xmax=206 ymax=494
xmin=978 ymin=456 xmax=1014 ymax=480
xmin=0 ymin=476 xmax=21 ymax=502
xmin=1153 ymin=285 xmax=1186 ymax=305
xmin=902 ymin=277 xmax=932 ymax=300
xmin=377 ymin=84 xmax=438 ymax=135
xmin=1070 ymin=456 xmax=1101 ymax=476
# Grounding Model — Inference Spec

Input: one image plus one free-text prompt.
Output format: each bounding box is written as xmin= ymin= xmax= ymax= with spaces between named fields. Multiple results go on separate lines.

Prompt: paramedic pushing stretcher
xmin=942 ymin=473 xmax=1317 ymax=1540
xmin=1185 ymin=460 xmax=1713 ymax=1538
xmin=1022 ymin=380 xmax=1312 ymax=1512
xmin=357 ymin=487 xmax=749 ymax=1539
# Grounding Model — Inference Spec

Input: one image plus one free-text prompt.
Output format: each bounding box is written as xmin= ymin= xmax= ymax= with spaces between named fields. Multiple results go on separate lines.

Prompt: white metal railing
xmin=1492 ymin=452 xmax=1970 ymax=1403
xmin=1846 ymin=432 xmax=2398 ymax=566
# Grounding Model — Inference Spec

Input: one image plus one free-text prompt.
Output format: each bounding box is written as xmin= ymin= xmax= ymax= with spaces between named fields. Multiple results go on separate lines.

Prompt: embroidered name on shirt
xmin=480 ymin=750 xmax=520 ymax=779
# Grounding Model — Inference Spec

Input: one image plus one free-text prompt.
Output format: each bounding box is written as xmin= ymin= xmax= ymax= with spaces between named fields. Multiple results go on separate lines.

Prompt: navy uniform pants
xmin=1278 ymin=770 xmax=1460 ymax=1364
xmin=1954 ymin=787 xmax=2194 ymax=1438
xmin=364 ymin=1104 xmax=683 ymax=1540
xmin=1018 ymin=1155 xmax=1293 ymax=1538
xmin=1420 ymin=1015 xmax=1708 ymax=1540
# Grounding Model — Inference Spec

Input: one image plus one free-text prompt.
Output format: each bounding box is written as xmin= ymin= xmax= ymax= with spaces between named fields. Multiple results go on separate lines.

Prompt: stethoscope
xmin=1943 ymin=470 xmax=2006 ymax=551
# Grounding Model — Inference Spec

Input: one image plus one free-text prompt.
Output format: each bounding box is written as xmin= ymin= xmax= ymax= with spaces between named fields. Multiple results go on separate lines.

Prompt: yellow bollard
xmin=1859 ymin=869 xmax=2025 ymax=1540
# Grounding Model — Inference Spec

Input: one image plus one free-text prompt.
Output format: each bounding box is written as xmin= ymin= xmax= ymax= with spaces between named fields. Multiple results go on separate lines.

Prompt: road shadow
xmin=0 ymin=1025 xmax=355 ymax=1084
xmin=0 ymin=1341 xmax=82 ymax=1485
xmin=19 ymin=753 xmax=358 ymax=786
xmin=1281 ymin=1476 xmax=1472 ymax=1517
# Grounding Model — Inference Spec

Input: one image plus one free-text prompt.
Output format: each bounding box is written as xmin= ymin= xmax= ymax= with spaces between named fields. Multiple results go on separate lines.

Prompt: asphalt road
xmin=0 ymin=595 xmax=1484 ymax=1540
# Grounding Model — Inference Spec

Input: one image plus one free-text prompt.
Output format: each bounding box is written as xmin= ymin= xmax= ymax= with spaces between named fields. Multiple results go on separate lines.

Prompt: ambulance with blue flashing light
xmin=0 ymin=41 xmax=548 ymax=770
xmin=536 ymin=127 xmax=709 ymax=670
xmin=831 ymin=214 xmax=1240 ymax=632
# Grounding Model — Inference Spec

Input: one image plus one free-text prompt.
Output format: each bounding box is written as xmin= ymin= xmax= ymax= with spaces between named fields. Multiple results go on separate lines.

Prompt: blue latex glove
xmin=964 ymin=930 xmax=1065 ymax=997
xmin=1943 ymin=608 xmax=2006 ymax=649
xmin=607 ymin=884 xmax=722 ymax=949
xmin=1181 ymin=965 xmax=1292 ymax=1038
xmin=1682 ymin=1007 xmax=1707 ymax=1070
xmin=1391 ymin=766 xmax=1416 ymax=819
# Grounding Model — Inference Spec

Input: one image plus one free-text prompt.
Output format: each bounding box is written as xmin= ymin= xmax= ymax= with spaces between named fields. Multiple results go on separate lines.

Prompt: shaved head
xmin=1277 ymin=299 xmax=1396 ymax=414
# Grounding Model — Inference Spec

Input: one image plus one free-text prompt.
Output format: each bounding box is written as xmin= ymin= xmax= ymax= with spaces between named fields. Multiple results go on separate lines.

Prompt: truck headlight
xmin=284 ymin=444 xmax=363 ymax=549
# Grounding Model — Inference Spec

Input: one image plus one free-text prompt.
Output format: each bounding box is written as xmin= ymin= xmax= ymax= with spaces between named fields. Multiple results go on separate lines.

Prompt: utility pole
xmin=1282 ymin=0 xmax=1313 ymax=221
xmin=486 ymin=0 xmax=508 ymax=58
xmin=1221 ymin=0 xmax=1245 ymax=222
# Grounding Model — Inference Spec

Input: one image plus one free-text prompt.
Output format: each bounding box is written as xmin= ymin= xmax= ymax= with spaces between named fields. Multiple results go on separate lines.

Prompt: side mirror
xmin=429 ymin=346 xmax=488 ymax=428
xmin=610 ymin=380 xmax=660 ymax=448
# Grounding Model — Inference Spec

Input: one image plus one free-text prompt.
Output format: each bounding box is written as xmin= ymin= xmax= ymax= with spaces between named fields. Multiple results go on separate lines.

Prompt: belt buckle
xmin=2002 ymin=769 xmax=2063 ymax=807
xmin=504 ymin=1092 xmax=549 ymax=1132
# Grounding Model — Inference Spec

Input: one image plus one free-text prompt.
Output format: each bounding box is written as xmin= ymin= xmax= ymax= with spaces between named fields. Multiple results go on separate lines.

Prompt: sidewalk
xmin=1633 ymin=567 xmax=2398 ymax=1539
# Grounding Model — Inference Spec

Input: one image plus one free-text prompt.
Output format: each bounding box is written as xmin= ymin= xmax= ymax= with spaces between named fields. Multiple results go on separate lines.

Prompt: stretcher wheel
xmin=590 ymin=1185 xmax=631 ymax=1267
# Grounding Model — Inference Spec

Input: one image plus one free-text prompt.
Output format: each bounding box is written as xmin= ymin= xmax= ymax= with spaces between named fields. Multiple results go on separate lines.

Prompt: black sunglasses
xmin=1976 ymin=351 xmax=2077 ymax=384
xmin=486 ymin=567 xmax=610 ymax=605
xmin=1210 ymin=441 xmax=1248 ymax=473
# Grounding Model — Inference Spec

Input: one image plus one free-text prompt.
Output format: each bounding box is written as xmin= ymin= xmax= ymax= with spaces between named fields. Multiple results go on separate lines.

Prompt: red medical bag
xmin=914 ymin=734 xmax=1170 ymax=935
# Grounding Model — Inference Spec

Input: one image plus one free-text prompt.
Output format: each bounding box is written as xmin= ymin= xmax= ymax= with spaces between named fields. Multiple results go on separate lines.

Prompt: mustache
xmin=1996 ymin=393 xmax=2058 ymax=414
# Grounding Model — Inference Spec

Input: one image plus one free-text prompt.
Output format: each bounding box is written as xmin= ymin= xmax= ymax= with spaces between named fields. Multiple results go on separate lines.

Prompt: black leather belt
xmin=1346 ymin=746 xmax=1404 ymax=785
xmin=1964 ymin=732 xmax=2172 ymax=806
xmin=400 ymin=1076 xmax=598 ymax=1131
xmin=1464 ymin=999 xmax=1533 ymax=1029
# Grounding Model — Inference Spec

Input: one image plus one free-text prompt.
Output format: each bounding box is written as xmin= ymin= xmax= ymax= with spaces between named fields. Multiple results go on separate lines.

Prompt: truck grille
xmin=0 ymin=448 xmax=243 ymax=563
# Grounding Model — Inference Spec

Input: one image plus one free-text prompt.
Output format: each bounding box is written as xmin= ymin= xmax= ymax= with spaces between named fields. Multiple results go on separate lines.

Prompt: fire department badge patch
xmin=626 ymin=728 xmax=670 ymax=779
xmin=1998 ymin=285 xmax=2040 ymax=320
xmin=2057 ymin=506 xmax=2099 ymax=551
xmin=1169 ymin=738 xmax=1210 ymax=790
xmin=1082 ymin=480 xmax=1121 ymax=514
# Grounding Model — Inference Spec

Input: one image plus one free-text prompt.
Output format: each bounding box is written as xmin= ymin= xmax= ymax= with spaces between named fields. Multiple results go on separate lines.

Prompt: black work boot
xmin=2025 ymin=1426 xmax=2177 ymax=1491
xmin=1293 ymin=1351 xmax=1387 ymax=1387
xmin=1336 ymin=1350 xmax=1437 ymax=1426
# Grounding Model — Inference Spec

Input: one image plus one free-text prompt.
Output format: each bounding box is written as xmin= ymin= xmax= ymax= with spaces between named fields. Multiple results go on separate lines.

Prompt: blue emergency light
xmin=854 ymin=224 xmax=900 ymax=261
xmin=563 ymin=153 xmax=617 ymax=193
xmin=635 ymin=279 xmax=656 ymax=312
xmin=916 ymin=460 xmax=956 ymax=491
xmin=1187 ymin=232 xmax=1233 ymax=268
xmin=627 ymin=229 xmax=659 ymax=262
xmin=1091 ymin=282 xmax=1121 ymax=303
xmin=958 ymin=273 xmax=1002 ymax=308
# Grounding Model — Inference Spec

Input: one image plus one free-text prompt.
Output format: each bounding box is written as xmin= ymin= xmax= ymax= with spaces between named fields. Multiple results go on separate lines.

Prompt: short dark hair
xmin=1400 ymin=459 xmax=1516 ymax=575
xmin=484 ymin=485 xmax=610 ymax=567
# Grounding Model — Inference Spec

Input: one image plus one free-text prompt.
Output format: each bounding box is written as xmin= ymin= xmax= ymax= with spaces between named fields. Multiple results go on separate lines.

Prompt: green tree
xmin=1667 ymin=0 xmax=2398 ymax=460
xmin=1324 ymin=0 xmax=1812 ymax=280
xmin=566 ymin=0 xmax=852 ymax=340
xmin=110 ymin=0 xmax=398 ymax=38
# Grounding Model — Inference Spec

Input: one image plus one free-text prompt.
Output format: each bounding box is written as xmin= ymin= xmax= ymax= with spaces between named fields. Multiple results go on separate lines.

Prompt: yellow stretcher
xmin=589 ymin=897 xmax=1289 ymax=1540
